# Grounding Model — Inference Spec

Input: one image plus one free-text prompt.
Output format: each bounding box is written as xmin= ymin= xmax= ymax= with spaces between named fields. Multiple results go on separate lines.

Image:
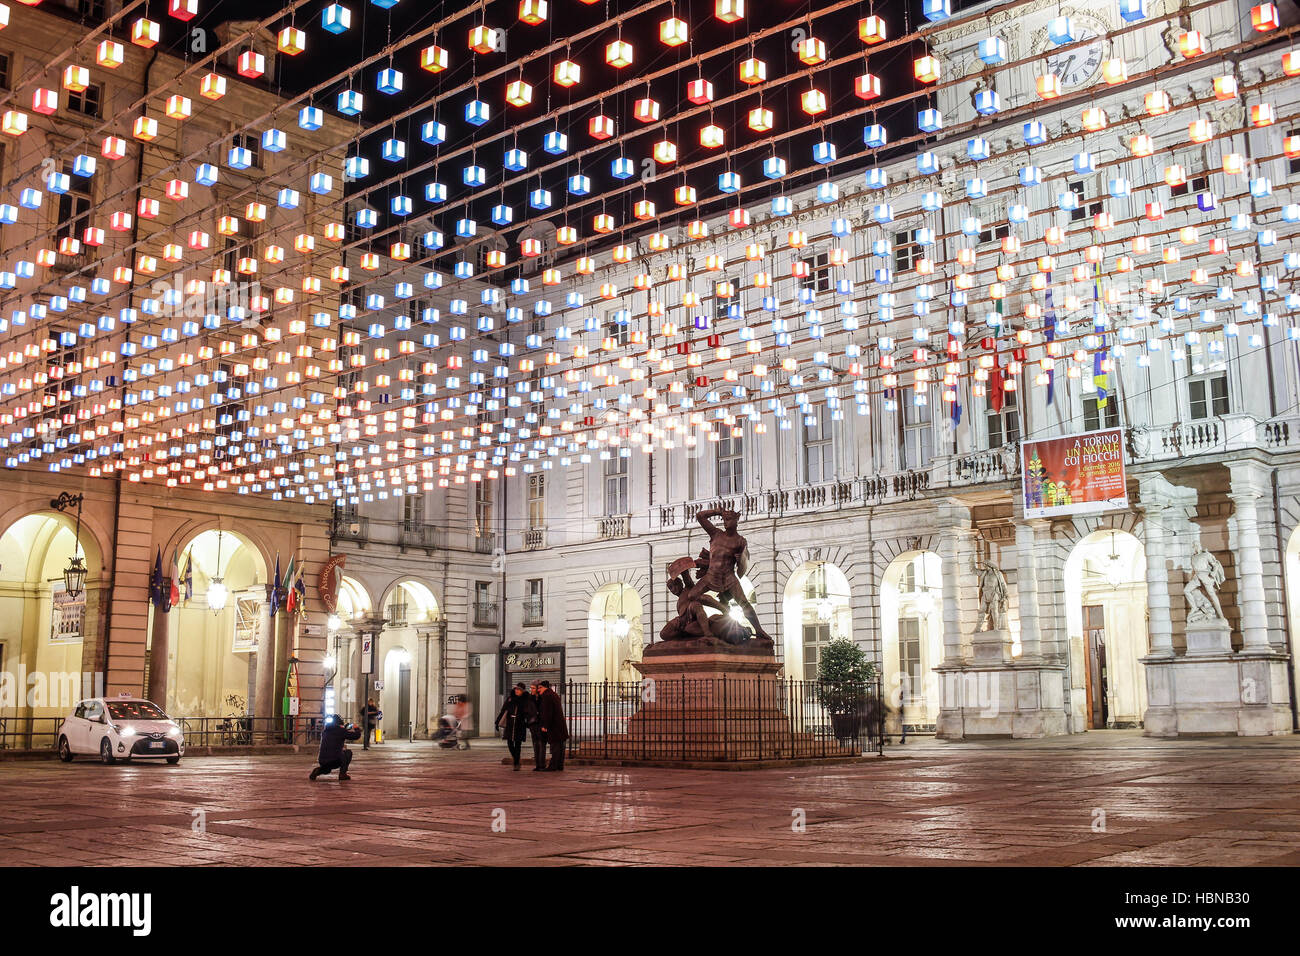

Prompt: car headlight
xmin=168 ymin=728 xmax=183 ymax=739
xmin=119 ymin=725 xmax=136 ymax=737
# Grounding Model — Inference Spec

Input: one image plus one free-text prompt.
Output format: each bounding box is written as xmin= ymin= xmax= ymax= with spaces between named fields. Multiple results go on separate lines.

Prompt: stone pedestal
xmin=937 ymin=632 xmax=1069 ymax=739
xmin=1143 ymin=644 xmax=1292 ymax=737
xmin=574 ymin=647 xmax=851 ymax=764
xmin=1185 ymin=618 xmax=1232 ymax=656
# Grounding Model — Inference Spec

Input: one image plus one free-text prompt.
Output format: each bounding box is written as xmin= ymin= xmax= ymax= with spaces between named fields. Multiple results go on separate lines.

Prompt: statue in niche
xmin=974 ymin=560 xmax=1009 ymax=632
xmin=1184 ymin=547 xmax=1226 ymax=623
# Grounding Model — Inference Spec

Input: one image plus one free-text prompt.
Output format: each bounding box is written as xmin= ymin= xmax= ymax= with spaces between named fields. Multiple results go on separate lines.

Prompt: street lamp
xmin=207 ymin=530 xmax=228 ymax=612
xmin=50 ymin=492 xmax=87 ymax=599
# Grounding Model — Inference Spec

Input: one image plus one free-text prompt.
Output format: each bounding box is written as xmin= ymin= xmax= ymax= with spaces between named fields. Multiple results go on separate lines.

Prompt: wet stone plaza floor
xmin=1 ymin=731 xmax=1298 ymax=867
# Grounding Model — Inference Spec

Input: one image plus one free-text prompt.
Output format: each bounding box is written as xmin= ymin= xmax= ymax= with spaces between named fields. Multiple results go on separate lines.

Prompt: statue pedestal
xmin=936 ymin=631 xmax=1069 ymax=739
xmin=1143 ymin=631 xmax=1292 ymax=737
xmin=573 ymin=649 xmax=858 ymax=765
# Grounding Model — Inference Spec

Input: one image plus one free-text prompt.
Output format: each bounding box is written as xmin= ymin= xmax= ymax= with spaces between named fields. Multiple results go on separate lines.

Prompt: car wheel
xmin=58 ymin=736 xmax=73 ymax=762
xmin=99 ymin=737 xmax=116 ymax=765
xmin=165 ymin=756 xmax=180 ymax=765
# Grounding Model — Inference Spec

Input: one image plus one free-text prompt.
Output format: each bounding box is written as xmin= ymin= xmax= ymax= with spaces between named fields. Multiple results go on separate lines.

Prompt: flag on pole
xmin=283 ymin=554 xmax=297 ymax=614
xmin=270 ymin=554 xmax=282 ymax=616
xmin=150 ymin=548 xmax=164 ymax=608
xmin=180 ymin=551 xmax=193 ymax=602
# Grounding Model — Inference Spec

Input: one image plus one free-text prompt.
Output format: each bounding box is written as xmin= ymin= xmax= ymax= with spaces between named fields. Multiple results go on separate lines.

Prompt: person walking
xmin=527 ymin=682 xmax=547 ymax=771
xmin=536 ymin=680 xmax=569 ymax=772
xmin=451 ymin=694 xmax=474 ymax=750
xmin=495 ymin=682 xmax=536 ymax=770
xmin=309 ymin=715 xmax=361 ymax=781
xmin=362 ymin=698 xmax=379 ymax=749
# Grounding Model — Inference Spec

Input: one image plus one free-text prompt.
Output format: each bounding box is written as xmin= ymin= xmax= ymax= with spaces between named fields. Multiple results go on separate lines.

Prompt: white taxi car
xmin=57 ymin=695 xmax=185 ymax=764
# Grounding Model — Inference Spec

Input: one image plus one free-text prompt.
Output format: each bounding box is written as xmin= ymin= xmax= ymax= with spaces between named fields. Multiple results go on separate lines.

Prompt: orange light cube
xmin=131 ymin=18 xmax=160 ymax=48
xmin=554 ymin=59 xmax=581 ymax=86
xmin=859 ymin=15 xmax=887 ymax=44
xmin=62 ymin=65 xmax=90 ymax=92
xmin=715 ymin=0 xmax=744 ymax=23
xmin=421 ymin=45 xmax=449 ymax=72
xmin=200 ymin=73 xmax=226 ymax=99
xmin=660 ymin=16 xmax=688 ymax=45
xmin=748 ymin=107 xmax=773 ymax=132
xmin=801 ymin=88 xmax=827 ymax=115
xmin=97 ymin=39 xmax=125 ymax=68
xmin=914 ymin=56 xmax=940 ymax=83
xmin=506 ymin=79 xmax=533 ymax=107
xmin=798 ymin=37 xmax=826 ymax=65
xmin=606 ymin=40 xmax=633 ymax=68
xmin=740 ymin=57 xmax=766 ymax=84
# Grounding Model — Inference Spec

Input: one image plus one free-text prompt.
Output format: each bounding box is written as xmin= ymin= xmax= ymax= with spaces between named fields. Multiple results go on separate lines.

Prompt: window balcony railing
xmin=400 ymin=524 xmax=446 ymax=551
xmin=473 ymin=602 xmax=498 ymax=629
xmin=474 ymin=533 xmax=496 ymax=554
xmin=522 ymin=527 xmax=546 ymax=551
xmin=522 ymin=600 xmax=544 ymax=627
xmin=597 ymin=515 xmax=630 ymax=540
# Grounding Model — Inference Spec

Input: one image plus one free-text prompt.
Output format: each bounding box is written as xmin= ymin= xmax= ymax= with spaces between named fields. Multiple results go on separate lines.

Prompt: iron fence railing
xmin=0 ymin=715 xmax=325 ymax=752
xmin=562 ymin=677 xmax=884 ymax=762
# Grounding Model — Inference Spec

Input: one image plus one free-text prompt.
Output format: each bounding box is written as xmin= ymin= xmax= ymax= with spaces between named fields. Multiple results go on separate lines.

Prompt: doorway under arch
xmin=1063 ymin=529 xmax=1148 ymax=729
xmin=781 ymin=562 xmax=852 ymax=682
xmin=164 ymin=529 xmax=268 ymax=719
xmin=880 ymin=551 xmax=943 ymax=732
xmin=588 ymin=583 xmax=643 ymax=684
xmin=0 ymin=511 xmax=104 ymax=717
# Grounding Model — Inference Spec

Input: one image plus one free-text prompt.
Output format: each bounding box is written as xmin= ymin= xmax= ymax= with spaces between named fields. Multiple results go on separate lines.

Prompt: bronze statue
xmin=658 ymin=509 xmax=773 ymax=648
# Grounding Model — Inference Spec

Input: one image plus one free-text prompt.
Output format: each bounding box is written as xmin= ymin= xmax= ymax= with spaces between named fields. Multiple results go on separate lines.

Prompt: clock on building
xmin=1046 ymin=26 xmax=1105 ymax=87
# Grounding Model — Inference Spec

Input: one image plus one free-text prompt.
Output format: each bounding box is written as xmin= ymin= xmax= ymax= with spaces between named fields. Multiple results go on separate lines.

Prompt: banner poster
xmin=1021 ymin=427 xmax=1128 ymax=519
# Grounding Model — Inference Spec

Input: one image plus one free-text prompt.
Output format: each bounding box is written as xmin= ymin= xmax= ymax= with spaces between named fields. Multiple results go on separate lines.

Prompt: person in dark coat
xmin=527 ymin=682 xmax=547 ymax=771
xmin=310 ymin=715 xmax=362 ymax=781
xmin=495 ymin=682 xmax=537 ymax=770
xmin=536 ymin=680 xmax=569 ymax=772
xmin=362 ymin=699 xmax=379 ymax=749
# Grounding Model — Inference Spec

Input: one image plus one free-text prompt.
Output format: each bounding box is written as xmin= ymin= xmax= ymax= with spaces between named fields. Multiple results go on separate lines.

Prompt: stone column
xmin=415 ymin=627 xmax=432 ymax=738
xmin=255 ymin=606 xmax=277 ymax=720
xmin=1229 ymin=462 xmax=1273 ymax=652
xmin=146 ymin=602 xmax=169 ymax=708
xmin=937 ymin=500 xmax=974 ymax=666
xmin=1141 ymin=500 xmax=1174 ymax=658
xmin=1014 ymin=522 xmax=1042 ymax=661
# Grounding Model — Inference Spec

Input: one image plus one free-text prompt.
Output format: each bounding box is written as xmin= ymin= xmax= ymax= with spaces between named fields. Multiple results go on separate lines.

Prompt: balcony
xmin=400 ymin=524 xmax=446 ymax=552
xmin=331 ymin=515 xmax=370 ymax=543
xmin=522 ymin=599 xmax=544 ymax=627
xmin=597 ymin=515 xmax=631 ymax=540
xmin=522 ymin=527 xmax=547 ymax=551
xmin=473 ymin=601 xmax=498 ymax=629
xmin=474 ymin=533 xmax=497 ymax=554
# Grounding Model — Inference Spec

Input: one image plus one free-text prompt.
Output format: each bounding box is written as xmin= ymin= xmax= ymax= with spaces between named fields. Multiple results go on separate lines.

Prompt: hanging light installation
xmin=207 ymin=530 xmax=228 ymax=613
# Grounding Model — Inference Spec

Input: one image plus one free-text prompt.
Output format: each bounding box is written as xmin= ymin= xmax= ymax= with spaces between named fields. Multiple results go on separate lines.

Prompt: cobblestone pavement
xmin=1 ymin=731 xmax=1298 ymax=866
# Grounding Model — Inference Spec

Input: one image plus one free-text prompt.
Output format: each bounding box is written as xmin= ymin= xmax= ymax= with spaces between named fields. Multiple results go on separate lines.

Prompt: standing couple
xmin=495 ymin=680 xmax=568 ymax=772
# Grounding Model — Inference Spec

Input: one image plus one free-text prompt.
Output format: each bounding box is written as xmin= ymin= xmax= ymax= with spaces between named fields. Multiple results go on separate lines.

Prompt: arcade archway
xmin=880 ymin=552 xmax=943 ymax=731
xmin=587 ymin=583 xmax=643 ymax=684
xmin=781 ymin=562 xmax=852 ymax=682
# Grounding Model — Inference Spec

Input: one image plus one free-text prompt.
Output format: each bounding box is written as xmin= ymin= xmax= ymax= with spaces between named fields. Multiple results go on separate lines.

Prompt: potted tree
xmin=815 ymin=639 xmax=878 ymax=743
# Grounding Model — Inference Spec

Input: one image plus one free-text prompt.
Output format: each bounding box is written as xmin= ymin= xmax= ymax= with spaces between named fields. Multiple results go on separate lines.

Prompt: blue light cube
xmin=227 ymin=146 xmax=253 ymax=169
xmin=278 ymin=188 xmax=300 ymax=208
xmin=921 ymin=191 xmax=943 ymax=211
xmin=978 ymin=36 xmax=1007 ymax=64
xmin=543 ymin=131 xmax=567 ymax=154
xmin=310 ymin=172 xmax=332 ymax=194
xmin=923 ymin=0 xmax=951 ymax=22
xmin=1048 ymin=16 xmax=1075 ymax=44
xmin=491 ymin=204 xmax=514 ymax=225
xmin=873 ymin=204 xmax=894 ymax=223
xmin=1197 ymin=193 xmax=1217 ymax=211
xmin=345 ymin=156 xmax=369 ymax=179
xmin=1119 ymin=0 xmax=1147 ymax=22
xmin=865 ymin=168 xmax=888 ymax=189
xmin=420 ymin=120 xmax=446 ymax=145
xmin=382 ymin=138 xmax=406 ymax=162
xmin=718 ymin=171 xmax=741 ymax=193
xmin=424 ymin=181 xmax=446 ymax=203
xmin=72 ymin=154 xmax=96 ymax=177
xmin=817 ymin=182 xmax=839 ymax=203
xmin=47 ymin=172 xmax=70 ymax=194
xmin=814 ymin=141 xmax=837 ymax=163
xmin=390 ymin=195 xmax=411 ymax=216
xmin=529 ymin=189 xmax=551 ymax=209
xmin=1020 ymin=165 xmax=1042 ymax=186
xmin=337 ymin=90 xmax=363 ymax=115
xmin=505 ymin=148 xmax=528 ymax=171
xmin=376 ymin=68 xmax=404 ymax=95
xmin=1074 ymin=152 xmax=1096 ymax=173
xmin=967 ymin=137 xmax=990 ymax=161
xmin=772 ymin=196 xmax=793 ymax=216
xmin=323 ymin=3 xmax=352 ymax=33
xmin=763 ymin=156 xmax=786 ymax=179
xmin=1251 ymin=177 xmax=1272 ymax=197
xmin=862 ymin=124 xmax=887 ymax=148
xmin=1023 ymin=121 xmax=1048 ymax=145
xmin=917 ymin=152 xmax=940 ymax=175
xmin=832 ymin=218 xmax=853 ymax=236
xmin=974 ymin=90 xmax=1000 ymax=115
xmin=611 ymin=156 xmax=633 ymax=179
xmin=1109 ymin=178 xmax=1130 ymax=198
xmin=568 ymin=174 xmax=591 ymax=196
xmin=456 ymin=218 xmax=477 ymax=238
xmin=465 ymin=99 xmax=490 ymax=125
xmin=966 ymin=178 xmax=988 ymax=198
xmin=355 ymin=208 xmax=378 ymax=229
xmin=298 ymin=106 xmax=324 ymax=130
xmin=423 ymin=230 xmax=444 ymax=250
xmin=917 ymin=108 xmax=943 ymax=132
xmin=463 ymin=165 xmax=486 ymax=187
xmin=195 ymin=163 xmax=218 ymax=186
xmin=1008 ymin=204 xmax=1029 ymax=223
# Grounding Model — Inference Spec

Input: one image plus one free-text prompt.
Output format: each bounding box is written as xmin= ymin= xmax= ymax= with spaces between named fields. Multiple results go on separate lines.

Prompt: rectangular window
xmin=524 ymin=578 xmax=544 ymax=626
xmin=898 ymin=618 xmax=924 ymax=705
xmin=1170 ymin=174 xmax=1210 ymax=197
xmin=604 ymin=455 xmax=629 ymax=515
xmin=893 ymin=229 xmax=921 ymax=273
xmin=0 ymin=52 xmax=10 ymax=91
xmin=901 ymin=397 xmax=933 ymax=468
xmin=799 ymin=253 xmax=831 ymax=295
xmin=402 ymin=494 xmax=423 ymax=532
xmin=474 ymin=581 xmax=495 ymax=628
xmin=987 ymin=389 xmax=1021 ymax=448
xmin=715 ymin=277 xmax=739 ymax=321
xmin=65 ymin=83 xmax=103 ymax=118
xmin=1068 ymin=181 xmax=1103 ymax=222
xmin=604 ymin=312 xmax=629 ymax=347
xmin=56 ymin=165 xmax=93 ymax=245
xmin=527 ymin=473 xmax=546 ymax=528
xmin=978 ymin=220 xmax=1010 ymax=245
xmin=1188 ymin=374 xmax=1229 ymax=420
xmin=1083 ymin=395 xmax=1120 ymax=431
xmin=802 ymin=622 xmax=832 ymax=678
xmin=716 ymin=431 xmax=743 ymax=496
xmin=474 ymin=481 xmax=492 ymax=536
xmin=232 ymin=132 xmax=262 ymax=169
xmin=803 ymin=405 xmax=834 ymax=483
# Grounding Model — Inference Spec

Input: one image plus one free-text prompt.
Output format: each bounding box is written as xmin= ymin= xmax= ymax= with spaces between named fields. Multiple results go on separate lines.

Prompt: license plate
xmin=149 ymin=741 xmax=165 ymax=749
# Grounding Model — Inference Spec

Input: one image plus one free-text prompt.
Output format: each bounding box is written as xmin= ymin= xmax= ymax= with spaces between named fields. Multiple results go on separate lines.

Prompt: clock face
xmin=1047 ymin=28 xmax=1104 ymax=87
